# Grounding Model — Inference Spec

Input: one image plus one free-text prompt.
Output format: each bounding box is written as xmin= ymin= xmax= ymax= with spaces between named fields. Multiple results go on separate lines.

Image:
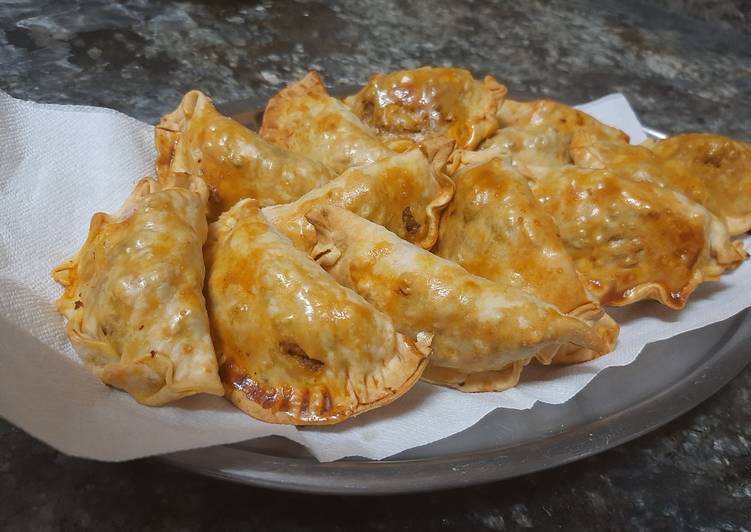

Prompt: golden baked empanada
xmin=306 ymin=205 xmax=609 ymax=392
xmin=260 ymin=71 xmax=393 ymax=173
xmin=498 ymin=99 xmax=629 ymax=143
xmin=263 ymin=145 xmax=454 ymax=253
xmin=156 ymin=90 xmax=334 ymax=220
xmin=477 ymin=99 xmax=629 ymax=177
xmin=529 ymin=166 xmax=747 ymax=308
xmin=51 ymin=178 xmax=223 ymax=405
xmin=344 ymin=66 xmax=507 ymax=149
xmin=205 ymin=199 xmax=429 ymax=424
xmin=570 ymin=136 xmax=723 ymax=229
xmin=435 ymin=158 xmax=618 ymax=365
xmin=475 ymin=126 xmax=571 ymax=177
xmin=646 ymin=133 xmax=751 ymax=235
xmin=423 ymin=360 xmax=531 ymax=392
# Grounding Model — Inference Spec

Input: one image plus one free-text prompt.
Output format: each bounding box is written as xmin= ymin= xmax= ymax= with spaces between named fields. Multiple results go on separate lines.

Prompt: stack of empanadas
xmin=53 ymin=66 xmax=749 ymax=425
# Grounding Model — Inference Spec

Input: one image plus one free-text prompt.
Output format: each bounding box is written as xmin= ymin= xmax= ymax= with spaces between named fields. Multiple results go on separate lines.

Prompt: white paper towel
xmin=0 ymin=89 xmax=749 ymax=463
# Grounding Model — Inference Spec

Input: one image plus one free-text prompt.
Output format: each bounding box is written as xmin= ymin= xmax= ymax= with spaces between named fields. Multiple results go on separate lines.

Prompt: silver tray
xmin=161 ymin=92 xmax=749 ymax=494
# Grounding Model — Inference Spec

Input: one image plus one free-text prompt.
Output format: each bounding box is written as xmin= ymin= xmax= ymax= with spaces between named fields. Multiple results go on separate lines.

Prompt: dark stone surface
xmin=1 ymin=366 xmax=750 ymax=531
xmin=2 ymin=0 xmax=750 ymax=139
xmin=653 ymin=0 xmax=750 ymax=35
xmin=1 ymin=0 xmax=750 ymax=529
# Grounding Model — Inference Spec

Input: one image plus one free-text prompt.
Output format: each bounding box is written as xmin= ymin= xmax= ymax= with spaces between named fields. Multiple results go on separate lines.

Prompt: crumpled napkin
xmin=0 ymin=90 xmax=748 ymax=462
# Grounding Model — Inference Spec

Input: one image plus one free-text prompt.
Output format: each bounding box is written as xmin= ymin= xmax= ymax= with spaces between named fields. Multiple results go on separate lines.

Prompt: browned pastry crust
xmin=263 ymin=141 xmax=454 ymax=254
xmin=51 ymin=177 xmax=223 ymax=405
xmin=205 ymin=199 xmax=430 ymax=424
xmin=307 ymin=205 xmax=611 ymax=392
xmin=156 ymin=90 xmax=334 ymax=220
xmin=435 ymin=157 xmax=619 ymax=368
xmin=474 ymin=98 xmax=629 ymax=178
xmin=643 ymin=133 xmax=751 ymax=236
xmin=260 ymin=71 xmax=393 ymax=173
xmin=529 ymin=166 xmax=747 ymax=309
xmin=344 ymin=66 xmax=507 ymax=150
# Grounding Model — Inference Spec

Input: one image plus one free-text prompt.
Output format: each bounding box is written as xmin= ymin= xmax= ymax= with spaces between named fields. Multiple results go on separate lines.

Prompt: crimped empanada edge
xmin=51 ymin=179 xmax=222 ymax=405
xmin=258 ymin=70 xmax=326 ymax=147
xmin=419 ymin=137 xmax=456 ymax=250
xmin=725 ymin=215 xmax=751 ymax=237
xmin=545 ymin=310 xmax=620 ymax=365
xmin=154 ymin=90 xmax=204 ymax=179
xmin=222 ymin=333 xmax=429 ymax=426
xmin=422 ymin=358 xmax=529 ymax=393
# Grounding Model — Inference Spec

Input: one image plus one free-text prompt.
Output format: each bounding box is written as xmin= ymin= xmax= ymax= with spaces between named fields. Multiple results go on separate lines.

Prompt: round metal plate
xmin=160 ymin=90 xmax=751 ymax=494
xmin=163 ymin=310 xmax=750 ymax=494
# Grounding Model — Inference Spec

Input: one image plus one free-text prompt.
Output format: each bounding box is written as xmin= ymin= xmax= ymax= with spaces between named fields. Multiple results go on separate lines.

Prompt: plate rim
xmin=161 ymin=310 xmax=751 ymax=494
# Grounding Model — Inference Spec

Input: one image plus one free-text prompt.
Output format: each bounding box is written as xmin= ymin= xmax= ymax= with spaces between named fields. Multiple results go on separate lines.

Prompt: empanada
xmin=263 ymin=144 xmax=454 ymax=254
xmin=435 ymin=158 xmax=619 ymax=365
xmin=51 ymin=177 xmax=223 ymax=405
xmin=156 ymin=90 xmax=335 ymax=220
xmin=344 ymin=66 xmax=507 ymax=149
xmin=260 ymin=71 xmax=393 ymax=173
xmin=570 ymin=136 xmax=722 ymax=228
xmin=498 ymin=99 xmax=629 ymax=143
xmin=529 ymin=166 xmax=747 ymax=308
xmin=477 ymin=99 xmax=629 ymax=177
xmin=475 ymin=126 xmax=571 ymax=177
xmin=646 ymin=133 xmax=750 ymax=235
xmin=306 ymin=205 xmax=609 ymax=392
xmin=205 ymin=199 xmax=430 ymax=424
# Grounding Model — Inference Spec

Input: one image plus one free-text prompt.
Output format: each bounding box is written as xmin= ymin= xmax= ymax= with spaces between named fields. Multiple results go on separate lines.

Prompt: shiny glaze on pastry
xmin=264 ymin=144 xmax=454 ymax=254
xmin=260 ymin=71 xmax=393 ymax=173
xmin=435 ymin=158 xmax=619 ymax=366
xmin=52 ymin=177 xmax=223 ymax=405
xmin=156 ymin=90 xmax=334 ymax=220
xmin=529 ymin=166 xmax=746 ymax=308
xmin=498 ymin=99 xmax=629 ymax=142
xmin=307 ymin=205 xmax=609 ymax=392
xmin=645 ymin=133 xmax=751 ymax=235
xmin=345 ymin=66 xmax=507 ymax=149
xmin=205 ymin=199 xmax=429 ymax=424
xmin=476 ymin=98 xmax=629 ymax=177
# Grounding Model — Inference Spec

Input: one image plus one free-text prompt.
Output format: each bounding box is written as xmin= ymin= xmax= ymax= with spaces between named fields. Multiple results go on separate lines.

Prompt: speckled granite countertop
xmin=1 ymin=0 xmax=750 ymax=529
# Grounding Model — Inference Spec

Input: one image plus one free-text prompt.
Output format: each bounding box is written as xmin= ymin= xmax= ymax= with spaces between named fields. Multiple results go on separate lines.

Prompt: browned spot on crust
xmin=402 ymin=206 xmax=421 ymax=234
xmin=702 ymin=153 xmax=724 ymax=168
xmin=229 ymin=373 xmax=279 ymax=410
xmin=312 ymin=247 xmax=332 ymax=262
xmin=362 ymin=100 xmax=374 ymax=121
xmin=248 ymin=378 xmax=278 ymax=409
xmin=670 ymin=290 xmax=686 ymax=306
xmin=280 ymin=341 xmax=324 ymax=372
xmin=219 ymin=360 xmax=245 ymax=384
xmin=73 ymin=300 xmax=83 ymax=310
xmin=397 ymin=278 xmax=412 ymax=296
xmin=299 ymin=388 xmax=310 ymax=413
xmin=279 ymin=386 xmax=292 ymax=412
xmin=321 ymin=389 xmax=332 ymax=413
